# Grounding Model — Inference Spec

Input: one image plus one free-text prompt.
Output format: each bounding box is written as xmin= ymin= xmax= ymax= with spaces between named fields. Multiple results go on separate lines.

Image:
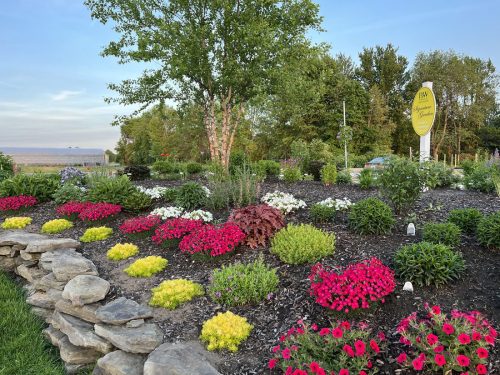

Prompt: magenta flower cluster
xmin=0 ymin=195 xmax=37 ymax=211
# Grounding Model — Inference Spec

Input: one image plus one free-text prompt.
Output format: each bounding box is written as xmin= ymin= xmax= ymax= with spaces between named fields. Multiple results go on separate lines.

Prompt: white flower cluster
xmin=451 ymin=183 xmax=465 ymax=190
xmin=137 ymin=186 xmax=168 ymax=199
xmin=150 ymin=206 xmax=183 ymax=220
xmin=181 ymin=209 xmax=213 ymax=222
xmin=317 ymin=197 xmax=353 ymax=211
xmin=261 ymin=191 xmax=306 ymax=214
xmin=202 ymin=186 xmax=211 ymax=197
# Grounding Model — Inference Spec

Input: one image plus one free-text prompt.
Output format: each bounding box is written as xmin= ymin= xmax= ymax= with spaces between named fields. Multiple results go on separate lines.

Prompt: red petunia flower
xmin=338 ymin=369 xmax=349 ymax=375
xmin=431 ymin=305 xmax=441 ymax=315
xmin=332 ymin=327 xmax=343 ymax=338
xmin=426 ymin=333 xmax=439 ymax=346
xmin=476 ymin=364 xmax=487 ymax=375
xmin=343 ymin=344 xmax=354 ymax=357
xmin=369 ymin=340 xmax=380 ymax=353
xmin=354 ymin=340 xmax=366 ymax=356
xmin=268 ymin=359 xmax=277 ymax=369
xmin=476 ymin=347 xmax=488 ymax=359
xmin=319 ymin=328 xmax=331 ymax=336
xmin=434 ymin=354 xmax=446 ymax=367
xmin=281 ymin=348 xmax=291 ymax=360
xmin=412 ymin=357 xmax=424 ymax=371
xmin=458 ymin=333 xmax=471 ymax=345
xmin=396 ymin=352 xmax=407 ymax=364
xmin=442 ymin=323 xmax=455 ymax=335
xmin=456 ymin=355 xmax=470 ymax=367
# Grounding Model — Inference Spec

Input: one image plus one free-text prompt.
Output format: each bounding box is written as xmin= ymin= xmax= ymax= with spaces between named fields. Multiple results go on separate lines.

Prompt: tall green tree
xmin=85 ymin=0 xmax=322 ymax=168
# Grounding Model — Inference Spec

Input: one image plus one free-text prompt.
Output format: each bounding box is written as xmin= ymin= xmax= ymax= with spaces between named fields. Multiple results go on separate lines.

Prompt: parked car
xmin=364 ymin=156 xmax=389 ymax=169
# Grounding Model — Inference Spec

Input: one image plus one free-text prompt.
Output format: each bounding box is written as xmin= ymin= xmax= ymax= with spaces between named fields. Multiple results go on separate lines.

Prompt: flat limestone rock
xmin=43 ymin=324 xmax=66 ymax=347
xmin=51 ymin=252 xmax=98 ymax=282
xmin=95 ymin=350 xmax=146 ymax=375
xmin=0 ymin=230 xmax=47 ymax=247
xmin=55 ymin=299 xmax=101 ymax=324
xmin=32 ymin=306 xmax=53 ymax=322
xmin=0 ymin=246 xmax=12 ymax=256
xmin=59 ymin=335 xmax=102 ymax=365
xmin=25 ymin=238 xmax=80 ymax=253
xmin=0 ymin=256 xmax=16 ymax=272
xmin=35 ymin=272 xmax=67 ymax=291
xmin=19 ymin=250 xmax=41 ymax=261
xmin=16 ymin=263 xmax=48 ymax=283
xmin=65 ymin=363 xmax=94 ymax=375
xmin=95 ymin=297 xmax=153 ymax=325
xmin=62 ymin=275 xmax=110 ymax=306
xmin=26 ymin=289 xmax=63 ymax=309
xmin=53 ymin=311 xmax=113 ymax=354
xmin=143 ymin=342 xmax=221 ymax=375
xmin=94 ymin=323 xmax=163 ymax=354
xmin=39 ymin=248 xmax=79 ymax=271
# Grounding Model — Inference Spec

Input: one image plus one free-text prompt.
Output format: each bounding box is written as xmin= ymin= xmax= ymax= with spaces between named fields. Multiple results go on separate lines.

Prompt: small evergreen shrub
xmin=186 ymin=162 xmax=203 ymax=174
xmin=282 ymin=166 xmax=303 ymax=183
xmin=271 ymin=224 xmax=335 ymax=264
xmin=463 ymin=162 xmax=495 ymax=193
xmin=348 ymin=198 xmax=395 ymax=235
xmin=80 ymin=227 xmax=113 ymax=242
xmin=305 ymin=160 xmax=326 ymax=181
xmin=422 ymin=222 xmax=462 ymax=247
xmin=200 ymin=311 xmax=253 ymax=352
xmin=175 ymin=182 xmax=207 ymax=210
xmin=107 ymin=243 xmax=139 ymax=261
xmin=229 ymin=151 xmax=249 ymax=175
xmin=124 ymin=256 xmax=168 ymax=277
xmin=336 ymin=169 xmax=352 ymax=184
xmin=421 ymin=161 xmax=454 ymax=188
xmin=121 ymin=190 xmax=153 ymax=212
xmin=477 ymin=211 xmax=500 ymax=249
xmin=41 ymin=219 xmax=73 ymax=234
xmin=309 ymin=203 xmax=336 ymax=223
xmin=151 ymin=160 xmax=177 ymax=174
xmin=228 ymin=204 xmax=284 ymax=249
xmin=209 ymin=258 xmax=279 ymax=306
xmin=447 ymin=208 xmax=483 ymax=234
xmin=150 ymin=279 xmax=204 ymax=310
xmin=122 ymin=165 xmax=150 ymax=180
xmin=320 ymin=163 xmax=337 ymax=185
xmin=257 ymin=160 xmax=280 ymax=177
xmin=359 ymin=168 xmax=375 ymax=189
xmin=52 ymin=184 xmax=87 ymax=205
xmin=163 ymin=188 xmax=178 ymax=202
xmin=394 ymin=242 xmax=465 ymax=286
xmin=1 ymin=217 xmax=32 ymax=229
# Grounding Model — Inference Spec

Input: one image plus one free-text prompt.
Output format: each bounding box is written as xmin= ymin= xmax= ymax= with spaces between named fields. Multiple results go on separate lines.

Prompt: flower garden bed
xmin=1 ymin=179 xmax=499 ymax=374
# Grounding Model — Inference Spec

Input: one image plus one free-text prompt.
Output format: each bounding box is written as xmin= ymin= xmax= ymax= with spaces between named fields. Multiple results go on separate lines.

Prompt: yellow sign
xmin=411 ymin=87 xmax=436 ymax=136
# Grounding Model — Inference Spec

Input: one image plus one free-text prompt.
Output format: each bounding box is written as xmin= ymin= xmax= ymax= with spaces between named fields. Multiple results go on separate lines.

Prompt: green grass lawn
xmin=0 ymin=272 xmax=65 ymax=375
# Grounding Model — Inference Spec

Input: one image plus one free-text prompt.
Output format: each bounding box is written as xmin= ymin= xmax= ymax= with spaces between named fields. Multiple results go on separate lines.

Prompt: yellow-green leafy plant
xmin=107 ymin=243 xmax=139 ymax=261
xmin=124 ymin=256 xmax=167 ymax=277
xmin=1 ymin=217 xmax=32 ymax=229
xmin=200 ymin=311 xmax=253 ymax=352
xmin=149 ymin=279 xmax=204 ymax=309
xmin=80 ymin=226 xmax=113 ymax=242
xmin=41 ymin=219 xmax=73 ymax=234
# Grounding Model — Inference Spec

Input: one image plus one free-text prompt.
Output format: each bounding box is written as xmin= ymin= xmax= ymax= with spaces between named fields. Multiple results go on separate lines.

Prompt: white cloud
xmin=50 ymin=90 xmax=83 ymax=101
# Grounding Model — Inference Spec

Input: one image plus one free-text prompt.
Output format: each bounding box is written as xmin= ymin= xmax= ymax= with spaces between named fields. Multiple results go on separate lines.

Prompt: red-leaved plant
xmin=268 ymin=320 xmax=385 ymax=375
xmin=309 ymin=258 xmax=395 ymax=313
xmin=228 ymin=204 xmax=284 ymax=249
xmin=119 ymin=215 xmax=162 ymax=239
xmin=0 ymin=195 xmax=38 ymax=212
xmin=56 ymin=201 xmax=93 ymax=220
xmin=78 ymin=202 xmax=122 ymax=223
xmin=396 ymin=304 xmax=497 ymax=374
xmin=151 ymin=218 xmax=204 ymax=248
xmin=179 ymin=222 xmax=246 ymax=257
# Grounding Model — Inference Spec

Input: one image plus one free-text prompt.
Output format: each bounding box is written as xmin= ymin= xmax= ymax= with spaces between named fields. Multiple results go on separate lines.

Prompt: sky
xmin=0 ymin=0 xmax=498 ymax=151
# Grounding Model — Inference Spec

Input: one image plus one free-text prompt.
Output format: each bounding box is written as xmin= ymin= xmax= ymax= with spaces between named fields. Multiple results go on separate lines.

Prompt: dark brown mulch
xmin=7 ymin=180 xmax=500 ymax=375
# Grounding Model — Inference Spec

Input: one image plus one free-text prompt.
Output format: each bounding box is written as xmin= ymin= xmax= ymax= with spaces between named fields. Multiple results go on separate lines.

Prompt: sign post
xmin=411 ymin=82 xmax=436 ymax=163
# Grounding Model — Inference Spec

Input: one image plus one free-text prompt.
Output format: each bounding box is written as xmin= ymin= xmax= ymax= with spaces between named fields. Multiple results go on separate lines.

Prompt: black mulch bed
xmin=7 ymin=180 xmax=500 ymax=374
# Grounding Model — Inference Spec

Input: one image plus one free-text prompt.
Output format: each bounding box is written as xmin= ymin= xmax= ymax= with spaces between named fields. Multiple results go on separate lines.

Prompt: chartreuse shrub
xmin=209 ymin=257 xmax=279 ymax=306
xmin=1 ymin=217 xmax=32 ymax=229
xmin=320 ymin=163 xmax=337 ymax=185
xmin=477 ymin=211 xmax=500 ymax=249
xmin=447 ymin=208 xmax=483 ymax=234
xmin=271 ymin=224 xmax=335 ymax=265
xmin=200 ymin=311 xmax=253 ymax=352
xmin=80 ymin=227 xmax=113 ymax=243
xmin=348 ymin=198 xmax=395 ymax=235
xmin=309 ymin=203 xmax=335 ymax=223
xmin=422 ymin=222 xmax=461 ymax=247
xmin=124 ymin=256 xmax=167 ymax=277
xmin=394 ymin=242 xmax=465 ymax=287
xmin=107 ymin=243 xmax=139 ymax=261
xmin=41 ymin=219 xmax=73 ymax=234
xmin=175 ymin=182 xmax=207 ymax=210
xmin=149 ymin=279 xmax=204 ymax=310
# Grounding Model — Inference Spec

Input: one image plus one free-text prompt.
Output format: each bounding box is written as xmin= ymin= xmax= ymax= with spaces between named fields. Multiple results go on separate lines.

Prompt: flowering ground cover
xmin=3 ymin=178 xmax=500 ymax=374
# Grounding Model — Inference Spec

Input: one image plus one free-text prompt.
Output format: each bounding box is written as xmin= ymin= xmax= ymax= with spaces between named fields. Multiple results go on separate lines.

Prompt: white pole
xmin=343 ymin=100 xmax=347 ymax=169
xmin=419 ymin=81 xmax=433 ymax=163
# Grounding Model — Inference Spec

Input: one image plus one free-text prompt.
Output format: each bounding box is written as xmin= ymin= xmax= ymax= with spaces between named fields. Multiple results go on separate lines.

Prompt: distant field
xmin=17 ymin=165 xmax=119 ymax=175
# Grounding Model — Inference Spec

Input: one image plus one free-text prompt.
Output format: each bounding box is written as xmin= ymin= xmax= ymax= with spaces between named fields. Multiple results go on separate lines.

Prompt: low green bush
xmin=305 ymin=160 xmax=326 ymax=181
xmin=309 ymin=203 xmax=336 ymax=223
xmin=359 ymin=168 xmax=375 ymax=189
xmin=394 ymin=242 xmax=465 ymax=286
xmin=0 ymin=173 xmax=60 ymax=202
xmin=320 ymin=163 xmax=337 ymax=185
xmin=257 ymin=160 xmax=281 ymax=177
xmin=271 ymin=224 xmax=335 ymax=264
xmin=348 ymin=197 xmax=395 ymax=235
xmin=176 ymin=182 xmax=207 ymax=210
xmin=122 ymin=190 xmax=153 ymax=212
xmin=282 ymin=166 xmax=303 ymax=183
xmin=447 ymin=208 xmax=483 ymax=234
xmin=336 ymin=170 xmax=352 ymax=184
xmin=463 ymin=162 xmax=496 ymax=193
xmin=186 ymin=162 xmax=203 ymax=174
xmin=477 ymin=211 xmax=500 ymax=249
xmin=52 ymin=184 xmax=87 ymax=205
xmin=209 ymin=257 xmax=279 ymax=306
xmin=422 ymin=222 xmax=461 ymax=248
xmin=87 ymin=175 xmax=135 ymax=204
xmin=163 ymin=187 xmax=178 ymax=202
xmin=0 ymin=152 xmax=14 ymax=182
xmin=421 ymin=161 xmax=454 ymax=188
xmin=151 ymin=160 xmax=178 ymax=174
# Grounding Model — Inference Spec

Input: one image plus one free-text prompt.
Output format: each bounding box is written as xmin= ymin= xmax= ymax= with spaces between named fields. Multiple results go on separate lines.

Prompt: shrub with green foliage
xmin=122 ymin=165 xmax=150 ymax=180
xmin=0 ymin=152 xmax=14 ymax=182
xmin=52 ymin=184 xmax=87 ymax=205
xmin=379 ymin=156 xmax=424 ymax=213
xmin=256 ymin=160 xmax=280 ymax=177
xmin=124 ymin=256 xmax=168 ymax=277
xmin=176 ymin=182 xmax=208 ymax=210
xmin=206 ymin=167 xmax=260 ymax=209
xmin=186 ymin=162 xmax=203 ymax=174
xmin=320 ymin=163 xmax=337 ymax=185
xmin=0 ymin=173 xmax=60 ymax=202
xmin=151 ymin=159 xmax=178 ymax=174
xmin=336 ymin=169 xmax=352 ymax=184
xmin=477 ymin=211 xmax=500 ymax=249
xmin=271 ymin=224 xmax=335 ymax=264
xmin=305 ymin=160 xmax=326 ymax=181
xmin=394 ymin=242 xmax=465 ymax=286
xmin=463 ymin=162 xmax=496 ymax=193
xmin=359 ymin=168 xmax=375 ymax=189
xmin=229 ymin=151 xmax=249 ymax=175
xmin=282 ymin=166 xmax=302 ymax=183
xmin=86 ymin=175 xmax=135 ymax=204
xmin=122 ymin=190 xmax=153 ymax=212
xmin=309 ymin=203 xmax=336 ymax=223
xmin=422 ymin=222 xmax=462 ymax=248
xmin=163 ymin=187 xmax=178 ymax=202
xmin=447 ymin=208 xmax=483 ymax=234
xmin=348 ymin=197 xmax=395 ymax=235
xmin=209 ymin=257 xmax=279 ymax=306
xmin=421 ymin=161 xmax=454 ymax=188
